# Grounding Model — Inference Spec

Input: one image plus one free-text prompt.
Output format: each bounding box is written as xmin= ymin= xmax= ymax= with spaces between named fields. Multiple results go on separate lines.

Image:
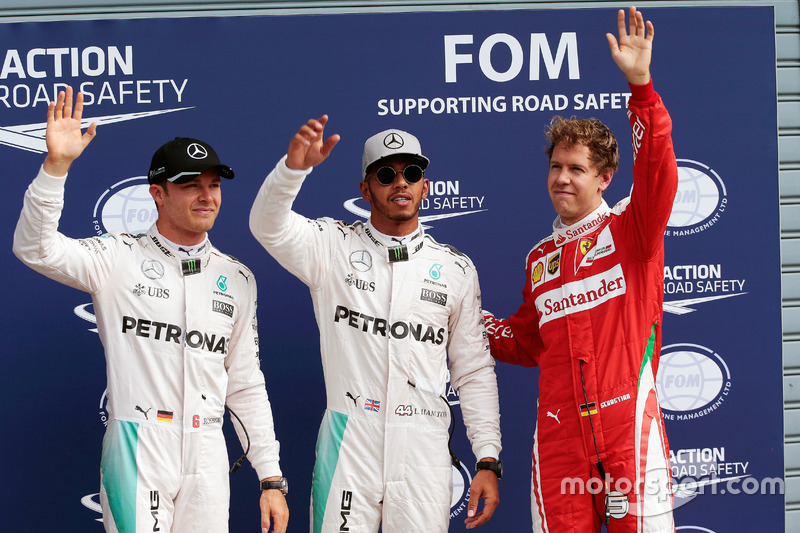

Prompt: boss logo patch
xmin=212 ymin=300 xmax=234 ymax=317
xmin=420 ymin=288 xmax=447 ymax=306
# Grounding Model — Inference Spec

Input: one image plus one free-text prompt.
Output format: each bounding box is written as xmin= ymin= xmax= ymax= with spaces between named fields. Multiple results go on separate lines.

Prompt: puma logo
xmin=345 ymin=392 xmax=361 ymax=406
xmin=135 ymin=406 xmax=151 ymax=420
xmin=547 ymin=409 xmax=561 ymax=424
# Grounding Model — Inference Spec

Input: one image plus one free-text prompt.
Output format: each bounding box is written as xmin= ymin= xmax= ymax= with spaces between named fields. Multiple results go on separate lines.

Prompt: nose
xmin=386 ymin=169 xmax=409 ymax=187
xmin=393 ymin=173 xmax=409 ymax=187
xmin=554 ymin=168 xmax=570 ymax=184
xmin=197 ymin=184 xmax=214 ymax=201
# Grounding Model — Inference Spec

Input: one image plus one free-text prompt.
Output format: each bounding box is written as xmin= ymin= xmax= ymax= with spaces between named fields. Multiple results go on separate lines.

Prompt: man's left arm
xmin=448 ymin=264 xmax=502 ymax=528
xmin=623 ymin=81 xmax=678 ymax=258
xmin=224 ymin=272 xmax=288 ymax=533
xmin=608 ymin=6 xmax=678 ymax=257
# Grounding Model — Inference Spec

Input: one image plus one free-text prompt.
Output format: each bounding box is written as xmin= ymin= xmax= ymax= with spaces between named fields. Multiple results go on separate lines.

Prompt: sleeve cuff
xmin=627 ymin=80 xmax=658 ymax=106
xmin=277 ymin=155 xmax=313 ymax=180
xmin=475 ymin=444 xmax=501 ymax=462
xmin=29 ymin=165 xmax=67 ymax=198
xmin=253 ymin=460 xmax=283 ymax=481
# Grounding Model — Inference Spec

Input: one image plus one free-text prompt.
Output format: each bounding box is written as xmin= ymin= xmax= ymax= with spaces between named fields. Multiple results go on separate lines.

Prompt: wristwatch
xmin=476 ymin=460 xmax=503 ymax=479
xmin=260 ymin=477 xmax=289 ymax=495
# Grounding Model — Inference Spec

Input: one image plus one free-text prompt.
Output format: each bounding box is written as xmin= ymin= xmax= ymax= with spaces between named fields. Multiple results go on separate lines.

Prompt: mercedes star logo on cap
xmin=383 ymin=132 xmax=404 ymax=150
xmin=187 ymin=143 xmax=209 ymax=160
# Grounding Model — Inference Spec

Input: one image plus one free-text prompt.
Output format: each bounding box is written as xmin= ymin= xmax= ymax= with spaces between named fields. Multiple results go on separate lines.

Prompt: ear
xmin=598 ymin=170 xmax=613 ymax=193
xmin=359 ymin=180 xmax=372 ymax=203
xmin=421 ymin=178 xmax=430 ymax=200
xmin=149 ymin=183 xmax=165 ymax=207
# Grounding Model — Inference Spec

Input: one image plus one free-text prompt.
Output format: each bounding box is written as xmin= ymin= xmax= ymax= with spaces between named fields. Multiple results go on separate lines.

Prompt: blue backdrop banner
xmin=0 ymin=6 xmax=782 ymax=532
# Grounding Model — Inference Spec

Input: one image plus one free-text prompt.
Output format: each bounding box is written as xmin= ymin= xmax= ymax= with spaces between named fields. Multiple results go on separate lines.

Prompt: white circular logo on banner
xmin=676 ymin=526 xmax=718 ymax=533
xmin=97 ymin=388 xmax=109 ymax=427
xmin=80 ymin=492 xmax=103 ymax=523
xmin=657 ymin=344 xmax=731 ymax=418
xmin=92 ymin=177 xmax=156 ymax=235
xmin=450 ymin=461 xmax=473 ymax=516
xmin=667 ymin=160 xmax=727 ymax=235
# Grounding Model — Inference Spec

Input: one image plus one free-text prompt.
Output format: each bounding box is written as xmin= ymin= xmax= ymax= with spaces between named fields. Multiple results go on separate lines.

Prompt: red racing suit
xmin=484 ymin=81 xmax=677 ymax=533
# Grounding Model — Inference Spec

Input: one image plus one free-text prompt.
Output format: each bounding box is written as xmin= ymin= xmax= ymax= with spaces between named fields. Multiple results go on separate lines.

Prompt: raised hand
xmin=606 ymin=6 xmax=653 ymax=85
xmin=43 ymin=86 xmax=97 ymax=176
xmin=285 ymin=115 xmax=340 ymax=171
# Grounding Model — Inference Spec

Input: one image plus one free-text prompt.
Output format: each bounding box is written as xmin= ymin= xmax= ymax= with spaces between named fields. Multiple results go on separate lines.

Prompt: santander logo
xmin=534 ymin=264 xmax=626 ymax=325
xmin=555 ymin=210 xmax=609 ymax=245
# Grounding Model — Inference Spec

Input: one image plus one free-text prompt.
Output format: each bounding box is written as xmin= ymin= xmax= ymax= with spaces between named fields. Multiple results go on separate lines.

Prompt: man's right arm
xmin=12 ymin=87 xmax=116 ymax=293
xmin=249 ymin=156 xmax=333 ymax=288
xmin=249 ymin=116 xmax=340 ymax=288
xmin=484 ymin=305 xmax=543 ymax=368
xmin=483 ymin=253 xmax=544 ymax=367
xmin=13 ymin=167 xmax=117 ymax=293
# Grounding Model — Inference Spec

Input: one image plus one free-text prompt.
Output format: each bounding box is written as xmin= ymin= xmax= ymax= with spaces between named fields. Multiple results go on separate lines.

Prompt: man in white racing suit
xmin=249 ymin=119 xmax=502 ymax=532
xmin=12 ymin=87 xmax=289 ymax=533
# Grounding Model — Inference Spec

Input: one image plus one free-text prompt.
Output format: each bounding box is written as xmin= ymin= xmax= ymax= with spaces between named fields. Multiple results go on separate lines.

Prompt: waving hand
xmin=43 ymin=86 xmax=97 ymax=177
xmin=606 ymin=6 xmax=653 ymax=85
xmin=285 ymin=115 xmax=340 ymax=171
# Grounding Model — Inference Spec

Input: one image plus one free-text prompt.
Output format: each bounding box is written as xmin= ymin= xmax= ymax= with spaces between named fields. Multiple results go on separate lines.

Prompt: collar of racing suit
xmin=551 ymin=199 xmax=612 ymax=245
xmin=145 ymin=223 xmax=213 ymax=268
xmin=363 ymin=219 xmax=426 ymax=263
xmin=155 ymin=231 xmax=211 ymax=259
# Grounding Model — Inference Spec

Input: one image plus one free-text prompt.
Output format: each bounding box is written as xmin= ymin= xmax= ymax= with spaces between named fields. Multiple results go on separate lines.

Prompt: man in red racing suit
xmin=484 ymin=8 xmax=677 ymax=532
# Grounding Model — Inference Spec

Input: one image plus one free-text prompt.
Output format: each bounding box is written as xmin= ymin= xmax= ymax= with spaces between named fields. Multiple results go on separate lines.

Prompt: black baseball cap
xmin=148 ymin=137 xmax=235 ymax=184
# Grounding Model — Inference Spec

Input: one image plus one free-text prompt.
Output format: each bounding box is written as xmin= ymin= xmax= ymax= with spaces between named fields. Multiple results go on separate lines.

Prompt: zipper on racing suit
xmin=579 ymin=359 xmax=629 ymax=523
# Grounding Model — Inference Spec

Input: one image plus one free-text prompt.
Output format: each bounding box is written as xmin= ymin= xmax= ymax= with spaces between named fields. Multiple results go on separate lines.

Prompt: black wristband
xmin=476 ymin=460 xmax=502 ymax=479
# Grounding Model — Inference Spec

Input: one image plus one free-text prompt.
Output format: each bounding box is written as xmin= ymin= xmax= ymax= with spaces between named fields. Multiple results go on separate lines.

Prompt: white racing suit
xmin=249 ymin=156 xmax=501 ymax=533
xmin=13 ymin=167 xmax=282 ymax=533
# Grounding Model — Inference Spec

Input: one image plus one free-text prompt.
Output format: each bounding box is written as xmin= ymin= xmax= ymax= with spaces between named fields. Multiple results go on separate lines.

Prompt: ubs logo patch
xmin=133 ymin=284 xmax=170 ymax=299
xmin=345 ymin=274 xmax=375 ymax=292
